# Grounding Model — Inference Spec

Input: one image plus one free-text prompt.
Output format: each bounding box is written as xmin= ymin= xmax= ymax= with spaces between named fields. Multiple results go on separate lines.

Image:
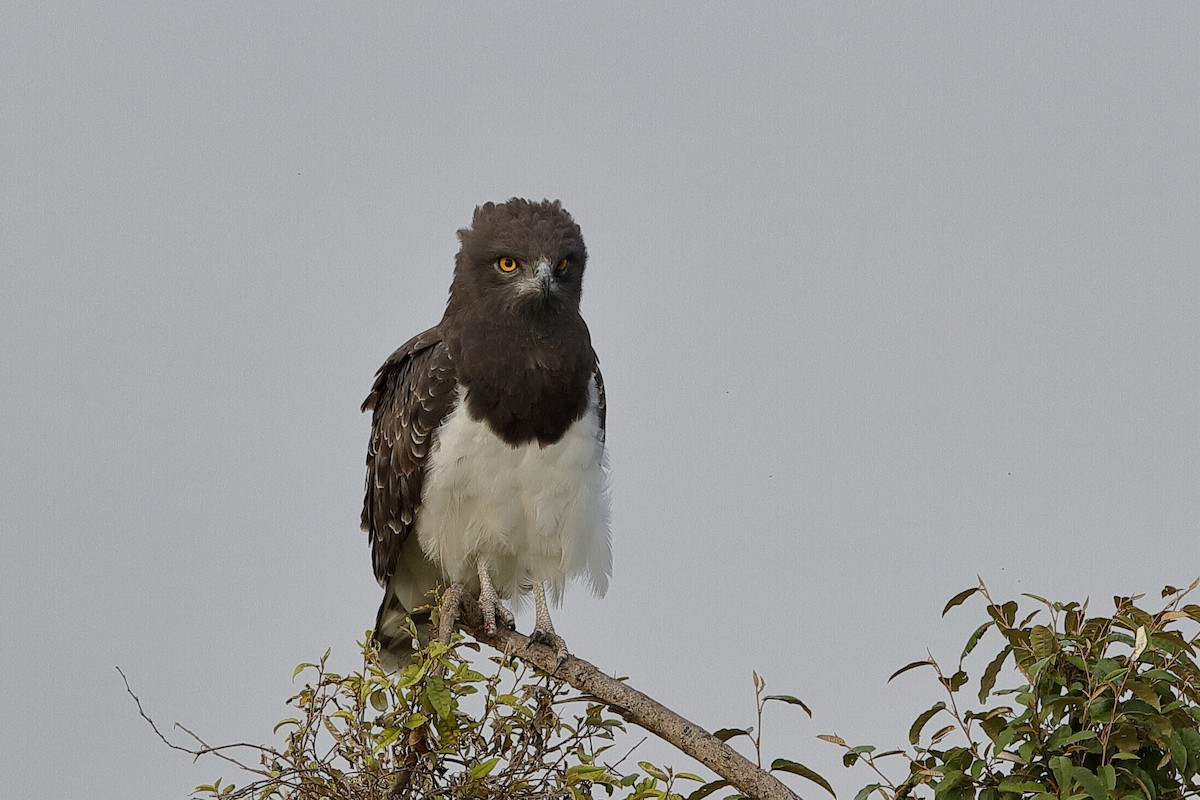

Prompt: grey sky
xmin=3 ymin=4 xmax=1198 ymax=798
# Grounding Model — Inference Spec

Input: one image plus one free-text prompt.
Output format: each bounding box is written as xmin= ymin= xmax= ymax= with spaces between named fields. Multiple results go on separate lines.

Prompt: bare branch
xmin=454 ymin=594 xmax=802 ymax=800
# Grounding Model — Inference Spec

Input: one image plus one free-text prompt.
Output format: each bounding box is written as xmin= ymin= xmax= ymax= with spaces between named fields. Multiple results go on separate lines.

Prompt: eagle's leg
xmin=527 ymin=582 xmax=569 ymax=670
xmin=476 ymin=562 xmax=514 ymax=635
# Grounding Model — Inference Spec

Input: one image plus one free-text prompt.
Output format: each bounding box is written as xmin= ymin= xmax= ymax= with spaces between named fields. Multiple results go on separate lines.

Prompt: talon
xmin=497 ymin=605 xmax=515 ymax=630
xmin=527 ymin=627 xmax=570 ymax=671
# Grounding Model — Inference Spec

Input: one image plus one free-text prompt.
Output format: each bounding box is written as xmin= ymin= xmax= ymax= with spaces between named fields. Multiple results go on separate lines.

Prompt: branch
xmin=453 ymin=594 xmax=802 ymax=800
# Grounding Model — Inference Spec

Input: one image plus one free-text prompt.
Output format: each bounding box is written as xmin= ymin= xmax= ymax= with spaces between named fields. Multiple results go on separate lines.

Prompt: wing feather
xmin=593 ymin=365 xmax=606 ymax=441
xmin=361 ymin=326 xmax=457 ymax=587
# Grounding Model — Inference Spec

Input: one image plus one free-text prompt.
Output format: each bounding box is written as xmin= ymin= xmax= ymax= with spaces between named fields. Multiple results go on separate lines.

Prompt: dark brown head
xmin=440 ymin=199 xmax=597 ymax=445
xmin=447 ymin=198 xmax=588 ymax=317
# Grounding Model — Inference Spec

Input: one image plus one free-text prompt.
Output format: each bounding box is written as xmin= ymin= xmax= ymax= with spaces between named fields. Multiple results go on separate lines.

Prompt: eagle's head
xmin=448 ymin=198 xmax=588 ymax=317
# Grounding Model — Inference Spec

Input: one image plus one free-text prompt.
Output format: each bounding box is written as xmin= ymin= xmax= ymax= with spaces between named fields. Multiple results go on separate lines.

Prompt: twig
xmin=116 ymin=666 xmax=274 ymax=777
xmin=453 ymin=593 xmax=802 ymax=800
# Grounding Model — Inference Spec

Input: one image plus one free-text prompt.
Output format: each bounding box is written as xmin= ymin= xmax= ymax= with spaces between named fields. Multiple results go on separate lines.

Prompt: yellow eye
xmin=497 ymin=257 xmax=518 ymax=273
xmin=557 ymin=258 xmax=569 ymax=271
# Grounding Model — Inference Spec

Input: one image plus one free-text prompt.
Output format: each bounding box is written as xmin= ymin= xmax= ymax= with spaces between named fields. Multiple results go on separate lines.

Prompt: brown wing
xmin=361 ymin=326 xmax=457 ymax=587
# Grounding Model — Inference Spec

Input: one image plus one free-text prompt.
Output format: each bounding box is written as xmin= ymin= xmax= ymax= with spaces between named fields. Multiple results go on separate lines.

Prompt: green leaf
xmin=909 ymin=701 xmax=947 ymax=745
xmin=369 ymin=689 xmax=388 ymax=712
xmin=943 ymin=587 xmax=981 ymax=616
xmin=889 ymin=660 xmax=935 ymax=682
xmin=713 ymin=727 xmax=753 ymax=742
xmin=770 ymin=759 xmax=836 ymax=797
xmin=1168 ymin=730 xmax=1188 ymax=771
xmin=999 ymin=781 xmax=1048 ymax=793
xmin=940 ymin=670 xmax=968 ymax=693
xmin=639 ymin=762 xmax=669 ymax=781
xmin=1071 ymin=767 xmax=1107 ymax=800
xmin=1128 ymin=681 xmax=1161 ymax=711
xmin=686 ymin=780 xmax=731 ymax=800
xmin=403 ymin=712 xmax=428 ymax=729
xmin=979 ymin=645 xmax=1012 ymax=703
xmin=853 ymin=783 xmax=883 ymax=800
xmin=375 ymin=725 xmax=401 ymax=749
xmin=1030 ymin=625 xmax=1059 ymax=658
xmin=764 ymin=694 xmax=813 ymax=716
xmin=271 ymin=717 xmax=300 ymax=734
xmin=424 ymin=676 xmax=452 ymax=721
xmin=929 ymin=724 xmax=956 ymax=744
xmin=960 ymin=622 xmax=993 ymax=662
xmin=1050 ymin=756 xmax=1073 ymax=793
xmin=567 ymin=764 xmax=611 ymax=783
xmin=1062 ymin=730 xmax=1098 ymax=746
xmin=468 ymin=757 xmax=501 ymax=780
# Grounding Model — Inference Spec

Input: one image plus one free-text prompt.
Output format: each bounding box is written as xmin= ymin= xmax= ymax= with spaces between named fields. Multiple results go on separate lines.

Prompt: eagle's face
xmin=450 ymin=198 xmax=588 ymax=316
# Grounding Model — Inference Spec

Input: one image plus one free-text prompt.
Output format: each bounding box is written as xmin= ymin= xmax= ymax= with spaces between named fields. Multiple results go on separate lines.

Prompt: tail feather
xmin=372 ymin=591 xmax=433 ymax=671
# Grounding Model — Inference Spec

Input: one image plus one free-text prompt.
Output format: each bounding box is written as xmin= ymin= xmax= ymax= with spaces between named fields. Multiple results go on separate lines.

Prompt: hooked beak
xmin=534 ymin=261 xmax=553 ymax=293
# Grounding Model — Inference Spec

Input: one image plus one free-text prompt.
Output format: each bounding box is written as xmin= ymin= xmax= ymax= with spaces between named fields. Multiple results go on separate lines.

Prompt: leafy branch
xmin=824 ymin=577 xmax=1200 ymax=800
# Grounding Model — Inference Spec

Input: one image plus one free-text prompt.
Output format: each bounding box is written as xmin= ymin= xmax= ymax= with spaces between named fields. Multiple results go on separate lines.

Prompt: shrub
xmin=824 ymin=580 xmax=1200 ymax=800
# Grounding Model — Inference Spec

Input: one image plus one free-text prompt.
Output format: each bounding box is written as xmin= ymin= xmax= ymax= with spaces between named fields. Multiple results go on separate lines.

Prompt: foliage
xmin=165 ymin=578 xmax=1200 ymax=800
xmin=187 ymin=630 xmax=709 ymax=800
xmin=823 ymin=579 xmax=1200 ymax=800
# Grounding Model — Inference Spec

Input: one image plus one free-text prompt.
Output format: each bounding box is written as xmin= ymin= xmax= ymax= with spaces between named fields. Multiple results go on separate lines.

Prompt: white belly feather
xmin=413 ymin=382 xmax=611 ymax=606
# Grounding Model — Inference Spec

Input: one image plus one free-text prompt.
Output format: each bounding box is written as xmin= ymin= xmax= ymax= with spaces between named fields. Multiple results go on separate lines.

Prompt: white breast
xmin=415 ymin=381 xmax=611 ymax=606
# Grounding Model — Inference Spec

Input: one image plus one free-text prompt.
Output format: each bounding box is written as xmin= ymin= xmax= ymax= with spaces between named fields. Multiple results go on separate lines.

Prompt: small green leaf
xmin=909 ymin=701 xmax=947 ymax=745
xmin=377 ymin=724 xmax=402 ymax=746
xmin=978 ymin=645 xmax=1011 ymax=703
xmin=468 ymin=757 xmax=501 ymax=780
xmin=424 ymin=676 xmax=452 ymax=721
xmin=272 ymin=717 xmax=300 ymax=734
xmin=639 ymin=762 xmax=669 ymax=781
xmin=853 ymin=783 xmax=883 ymax=800
xmin=764 ymin=694 xmax=813 ymax=716
xmin=567 ymin=764 xmax=610 ymax=783
xmin=713 ymin=727 xmax=753 ymax=742
xmin=403 ymin=712 xmax=428 ymax=729
xmin=770 ymin=759 xmax=836 ymax=797
xmin=1168 ymin=730 xmax=1188 ymax=770
xmin=369 ymin=689 xmax=388 ymax=712
xmin=943 ymin=587 xmax=980 ymax=616
xmin=687 ymin=779 xmax=731 ymax=800
xmin=929 ymin=724 xmax=956 ymax=744
xmin=1062 ymin=730 xmax=1098 ymax=746
xmin=998 ymin=781 xmax=1048 ymax=793
xmin=1071 ymin=767 xmax=1107 ymax=800
xmin=960 ymin=622 xmax=993 ymax=661
xmin=889 ymin=660 xmax=935 ymax=682
xmin=1030 ymin=625 xmax=1058 ymax=658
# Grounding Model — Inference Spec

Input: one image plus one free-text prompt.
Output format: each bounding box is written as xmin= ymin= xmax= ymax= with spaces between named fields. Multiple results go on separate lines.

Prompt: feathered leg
xmin=528 ymin=582 xmax=569 ymax=670
xmin=476 ymin=561 xmax=514 ymax=635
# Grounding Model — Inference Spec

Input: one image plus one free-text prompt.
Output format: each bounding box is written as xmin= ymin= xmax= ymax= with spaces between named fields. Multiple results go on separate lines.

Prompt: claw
xmin=527 ymin=627 xmax=570 ymax=672
xmin=497 ymin=604 xmax=515 ymax=630
xmin=479 ymin=594 xmax=514 ymax=635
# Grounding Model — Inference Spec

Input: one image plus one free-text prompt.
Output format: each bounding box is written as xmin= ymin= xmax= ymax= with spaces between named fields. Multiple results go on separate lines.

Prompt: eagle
xmin=361 ymin=198 xmax=611 ymax=668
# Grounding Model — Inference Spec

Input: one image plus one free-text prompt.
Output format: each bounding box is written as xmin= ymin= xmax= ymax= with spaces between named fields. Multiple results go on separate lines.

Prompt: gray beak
xmin=534 ymin=261 xmax=553 ymax=292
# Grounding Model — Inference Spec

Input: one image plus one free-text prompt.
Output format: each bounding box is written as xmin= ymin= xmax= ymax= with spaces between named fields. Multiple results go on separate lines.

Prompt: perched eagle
xmin=361 ymin=198 xmax=611 ymax=668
